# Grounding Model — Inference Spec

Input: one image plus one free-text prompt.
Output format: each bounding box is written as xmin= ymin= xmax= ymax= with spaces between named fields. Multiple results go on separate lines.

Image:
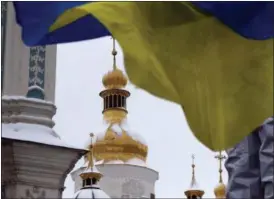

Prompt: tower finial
xmin=214 ymin=151 xmax=226 ymax=198
xmin=101 ymin=37 xmax=127 ymax=89
xmin=184 ymin=154 xmax=205 ymax=198
xmin=111 ymin=37 xmax=117 ymax=70
xmin=191 ymin=154 xmax=195 ymax=181
xmin=80 ymin=132 xmax=103 ymax=182
xmin=87 ymin=133 xmax=94 ymax=168
xmin=214 ymin=151 xmax=226 ymax=183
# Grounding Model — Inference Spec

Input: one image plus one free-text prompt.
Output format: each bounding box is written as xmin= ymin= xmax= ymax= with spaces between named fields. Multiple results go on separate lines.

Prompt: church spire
xmin=190 ymin=154 xmax=196 ymax=188
xmin=74 ymin=134 xmax=110 ymax=199
xmin=184 ymin=154 xmax=205 ymax=199
xmin=100 ymin=37 xmax=130 ymax=124
xmin=112 ymin=37 xmax=117 ymax=70
xmin=80 ymin=133 xmax=102 ymax=186
xmin=214 ymin=151 xmax=226 ymax=198
xmin=93 ymin=37 xmax=148 ymax=164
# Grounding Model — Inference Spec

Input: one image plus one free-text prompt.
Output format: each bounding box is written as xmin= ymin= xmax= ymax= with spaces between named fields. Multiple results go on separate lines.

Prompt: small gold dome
xmin=214 ymin=183 xmax=226 ymax=198
xmin=93 ymin=125 xmax=148 ymax=163
xmin=102 ymin=69 xmax=127 ymax=89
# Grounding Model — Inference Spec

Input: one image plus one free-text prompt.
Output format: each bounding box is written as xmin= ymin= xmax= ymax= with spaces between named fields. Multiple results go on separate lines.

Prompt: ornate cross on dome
xmin=190 ymin=154 xmax=197 ymax=187
xmin=215 ymin=151 xmax=226 ymax=183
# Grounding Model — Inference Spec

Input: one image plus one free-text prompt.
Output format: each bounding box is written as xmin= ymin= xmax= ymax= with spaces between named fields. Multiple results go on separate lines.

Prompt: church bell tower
xmin=71 ymin=37 xmax=159 ymax=198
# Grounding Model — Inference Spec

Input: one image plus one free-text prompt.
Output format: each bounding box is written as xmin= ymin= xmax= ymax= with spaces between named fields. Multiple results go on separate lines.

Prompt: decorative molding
xmin=27 ymin=46 xmax=46 ymax=99
xmin=2 ymin=140 xmax=85 ymax=190
xmin=1 ymin=97 xmax=56 ymax=127
xmin=1 ymin=1 xmax=7 ymax=90
xmin=21 ymin=186 xmax=46 ymax=199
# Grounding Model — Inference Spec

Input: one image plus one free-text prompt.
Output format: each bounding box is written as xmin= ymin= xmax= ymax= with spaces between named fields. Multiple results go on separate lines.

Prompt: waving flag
xmin=13 ymin=2 xmax=274 ymax=151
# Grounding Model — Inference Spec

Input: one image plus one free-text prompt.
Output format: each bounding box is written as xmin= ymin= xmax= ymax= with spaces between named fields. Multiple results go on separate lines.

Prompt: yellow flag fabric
xmin=52 ymin=2 xmax=273 ymax=151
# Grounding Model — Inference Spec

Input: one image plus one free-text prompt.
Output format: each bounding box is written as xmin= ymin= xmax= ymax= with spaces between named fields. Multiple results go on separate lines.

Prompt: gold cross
xmin=214 ymin=151 xmax=226 ymax=183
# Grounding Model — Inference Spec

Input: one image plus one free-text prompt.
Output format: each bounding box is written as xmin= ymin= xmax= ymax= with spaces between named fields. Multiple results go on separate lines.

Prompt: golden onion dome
xmin=102 ymin=68 xmax=127 ymax=89
xmin=214 ymin=183 xmax=226 ymax=198
xmin=96 ymin=38 xmax=147 ymax=165
xmin=93 ymin=124 xmax=148 ymax=164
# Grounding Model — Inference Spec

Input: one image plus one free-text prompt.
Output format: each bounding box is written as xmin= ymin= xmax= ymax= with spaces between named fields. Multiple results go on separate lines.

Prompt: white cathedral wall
xmin=71 ymin=164 xmax=159 ymax=198
xmin=2 ymin=2 xmax=57 ymax=102
xmin=3 ymin=2 xmax=30 ymax=96
xmin=1 ymin=3 xmax=85 ymax=199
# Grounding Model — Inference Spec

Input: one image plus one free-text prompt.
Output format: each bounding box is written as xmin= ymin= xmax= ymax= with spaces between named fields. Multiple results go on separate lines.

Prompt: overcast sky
xmin=53 ymin=37 xmax=228 ymax=198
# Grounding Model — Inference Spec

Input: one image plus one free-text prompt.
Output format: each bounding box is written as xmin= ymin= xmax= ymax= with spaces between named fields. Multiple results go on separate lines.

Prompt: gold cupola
xmin=74 ymin=134 xmax=110 ymax=199
xmin=93 ymin=37 xmax=148 ymax=164
xmin=81 ymin=133 xmax=103 ymax=183
xmin=102 ymin=68 xmax=127 ymax=89
xmin=214 ymin=151 xmax=226 ymax=199
xmin=185 ymin=155 xmax=205 ymax=199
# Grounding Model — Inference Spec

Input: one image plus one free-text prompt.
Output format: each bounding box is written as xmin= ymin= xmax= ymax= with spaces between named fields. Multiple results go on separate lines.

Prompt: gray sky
xmin=54 ymin=37 xmax=228 ymax=198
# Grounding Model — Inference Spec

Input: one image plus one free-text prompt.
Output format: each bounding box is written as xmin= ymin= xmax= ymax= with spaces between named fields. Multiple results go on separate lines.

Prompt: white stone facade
xmin=1 ymin=3 xmax=87 ymax=199
xmin=2 ymin=2 xmax=57 ymax=102
xmin=71 ymin=164 xmax=159 ymax=198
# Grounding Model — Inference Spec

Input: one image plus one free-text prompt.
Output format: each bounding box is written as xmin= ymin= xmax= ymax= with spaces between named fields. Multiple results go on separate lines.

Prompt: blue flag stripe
xmin=13 ymin=2 xmax=274 ymax=46
xmin=192 ymin=2 xmax=274 ymax=40
xmin=13 ymin=2 xmax=110 ymax=46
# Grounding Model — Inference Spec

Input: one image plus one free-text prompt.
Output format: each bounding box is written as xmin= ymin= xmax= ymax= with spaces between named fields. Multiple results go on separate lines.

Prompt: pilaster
xmin=2 ymin=2 xmax=57 ymax=102
xmin=2 ymin=2 xmax=30 ymax=96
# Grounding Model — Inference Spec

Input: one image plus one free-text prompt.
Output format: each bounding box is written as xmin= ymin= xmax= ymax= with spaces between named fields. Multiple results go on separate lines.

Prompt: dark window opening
xmin=92 ymin=178 xmax=97 ymax=185
xmin=109 ymin=95 xmax=113 ymax=108
xmin=118 ymin=95 xmax=122 ymax=107
xmin=114 ymin=95 xmax=117 ymax=107
xmin=122 ymin=96 xmax=125 ymax=107
xmin=106 ymin=96 xmax=109 ymax=109
xmin=124 ymin=97 xmax=127 ymax=108
xmin=85 ymin=178 xmax=91 ymax=186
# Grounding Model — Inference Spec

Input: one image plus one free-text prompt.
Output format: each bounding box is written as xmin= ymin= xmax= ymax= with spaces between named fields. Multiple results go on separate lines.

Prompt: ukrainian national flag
xmin=13 ymin=2 xmax=274 ymax=151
